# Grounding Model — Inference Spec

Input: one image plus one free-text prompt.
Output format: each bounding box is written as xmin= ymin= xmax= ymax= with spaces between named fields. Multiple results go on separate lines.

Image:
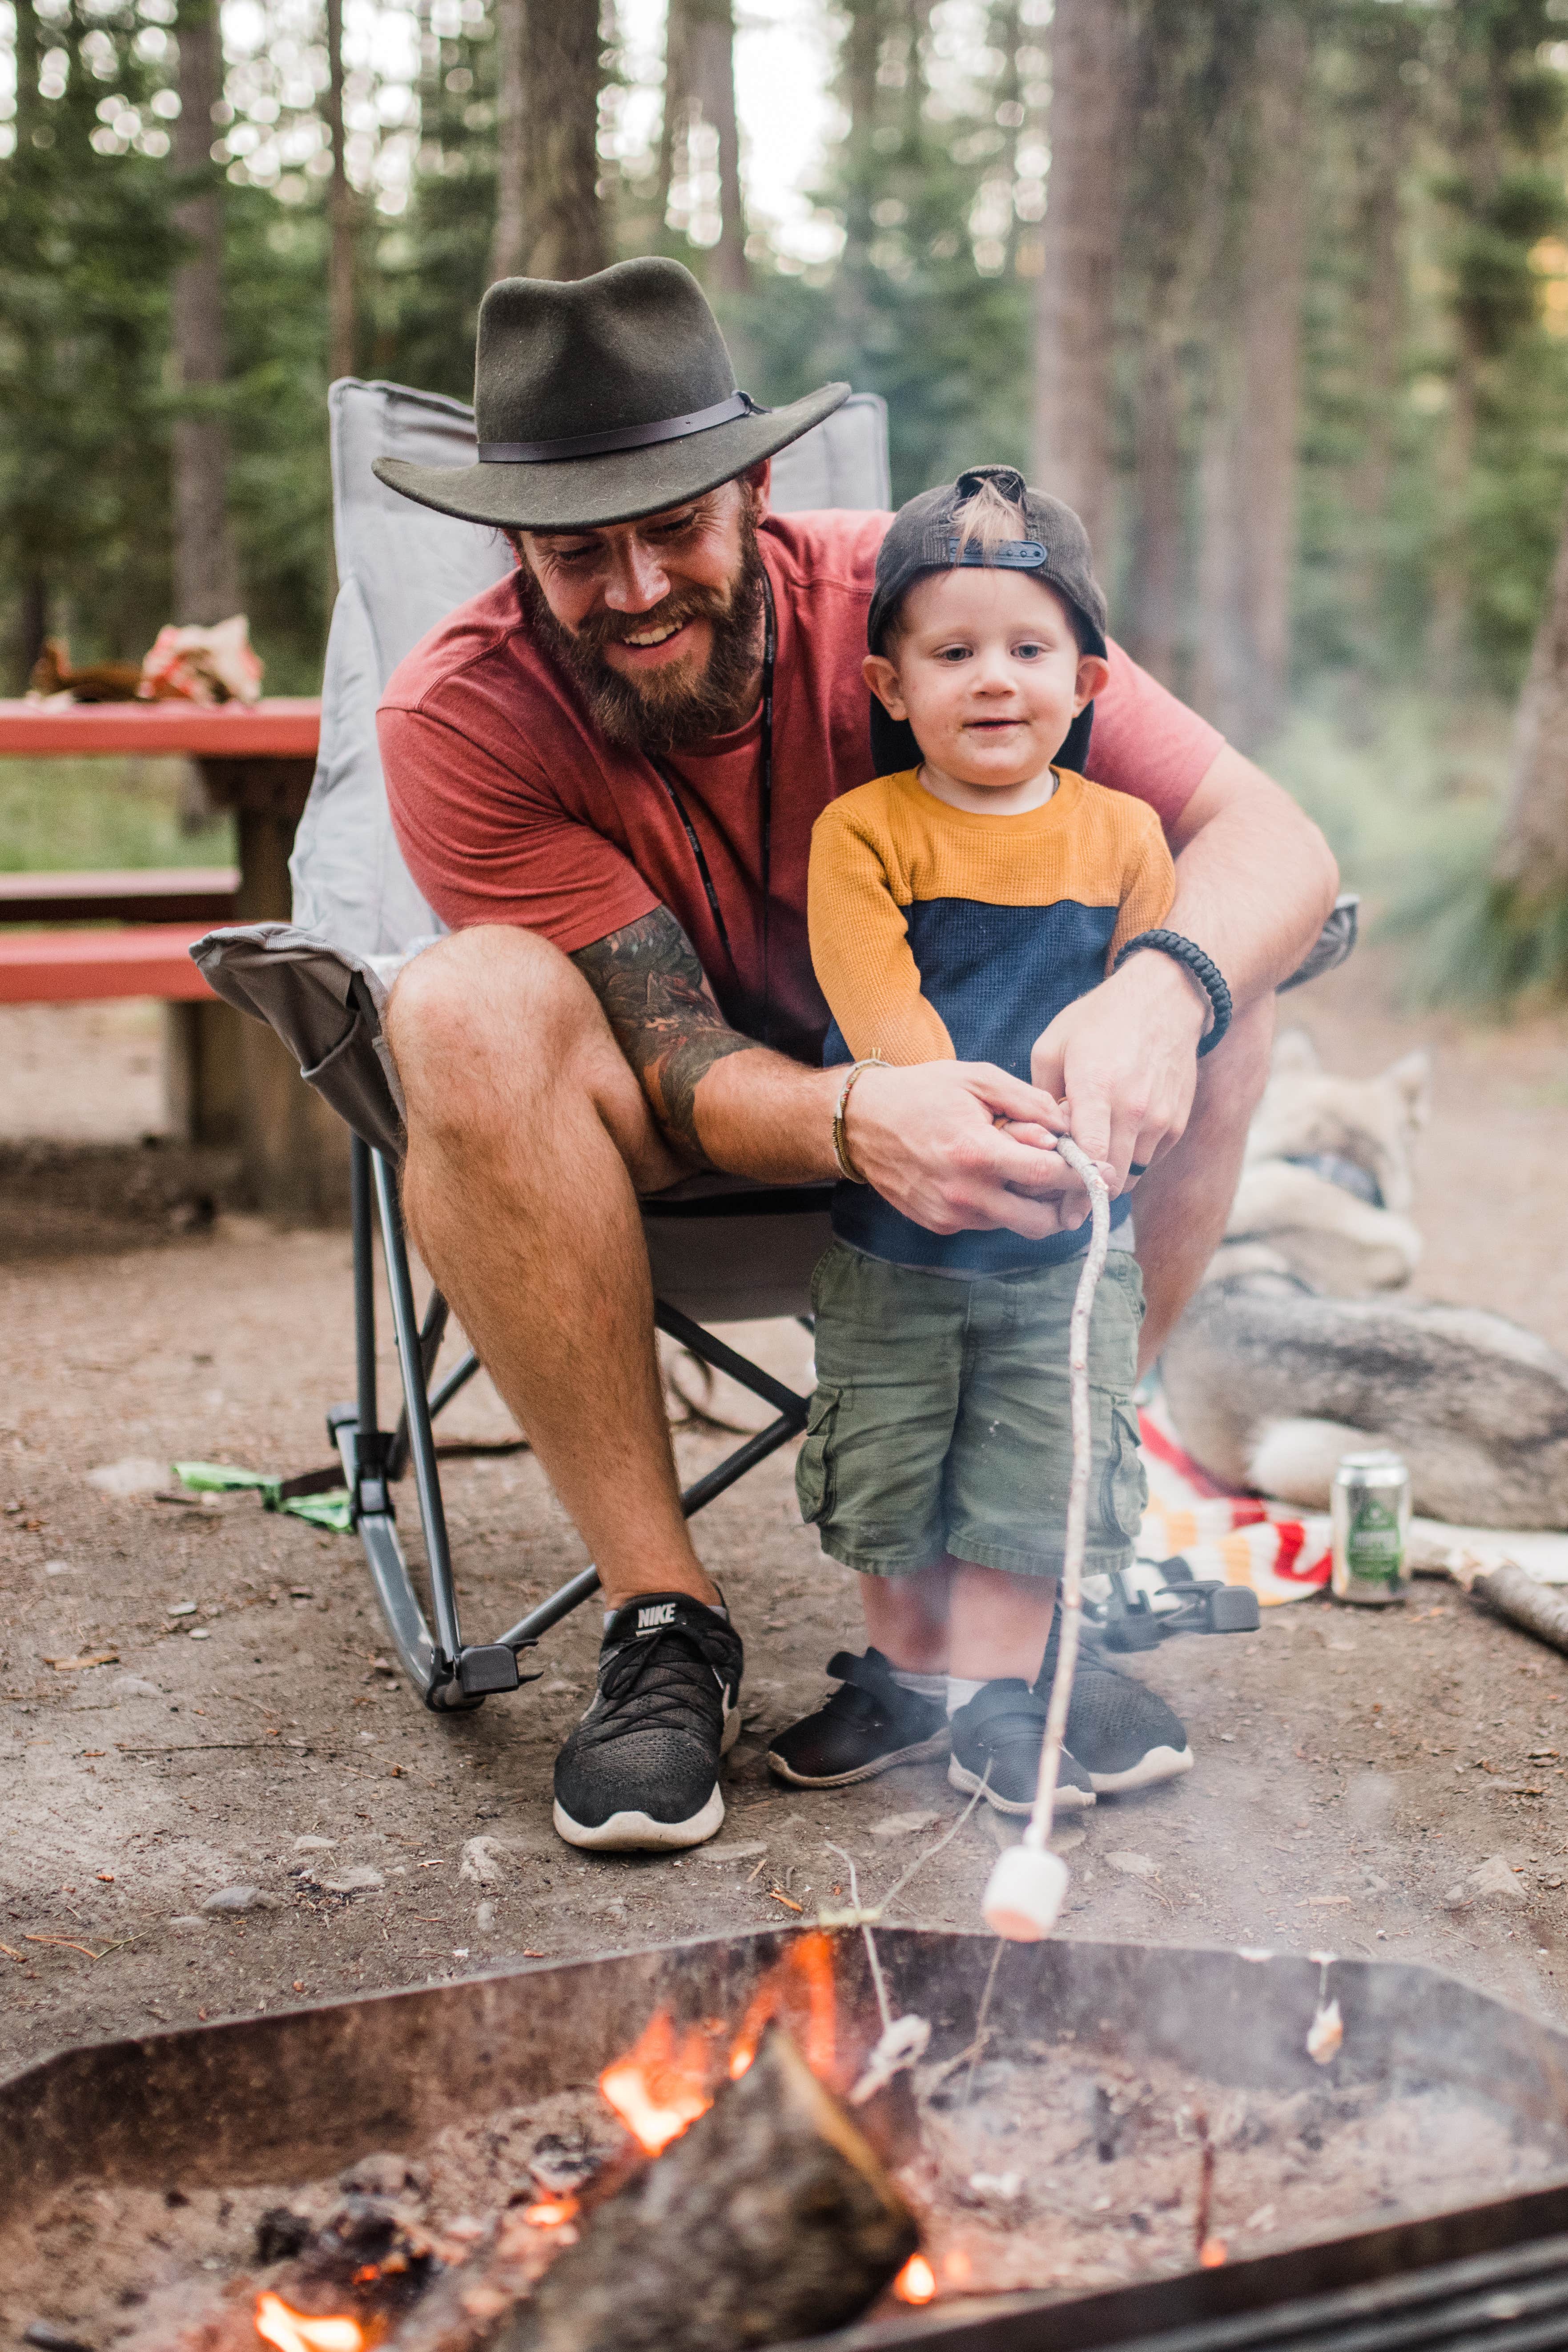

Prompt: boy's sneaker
xmin=552 ymin=1594 xmax=744 ymax=1852
xmin=947 ymin=1679 xmax=1096 ymax=1817
xmin=767 ymin=1648 xmax=950 ymax=1787
xmin=1034 ymin=1628 xmax=1193 ymax=1793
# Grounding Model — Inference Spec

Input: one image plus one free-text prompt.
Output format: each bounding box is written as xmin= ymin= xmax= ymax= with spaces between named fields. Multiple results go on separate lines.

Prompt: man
xmin=373 ymin=259 xmax=1339 ymax=1855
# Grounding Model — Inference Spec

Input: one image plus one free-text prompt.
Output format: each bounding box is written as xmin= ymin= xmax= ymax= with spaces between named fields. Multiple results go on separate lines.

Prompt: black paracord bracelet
xmin=1112 ymin=929 xmax=1233 ymax=1057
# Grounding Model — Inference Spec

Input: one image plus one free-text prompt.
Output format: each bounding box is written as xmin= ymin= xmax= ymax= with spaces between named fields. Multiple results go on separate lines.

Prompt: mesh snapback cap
xmin=867 ymin=465 xmax=1109 ymax=777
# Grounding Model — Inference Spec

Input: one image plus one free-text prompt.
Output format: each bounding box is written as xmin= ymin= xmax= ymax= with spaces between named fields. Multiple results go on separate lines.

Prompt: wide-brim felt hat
xmin=374 ymin=257 xmax=850 ymax=531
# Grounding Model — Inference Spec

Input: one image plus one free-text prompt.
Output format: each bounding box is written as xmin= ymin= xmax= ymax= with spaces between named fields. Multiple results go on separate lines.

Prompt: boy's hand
xmin=995 ymin=1116 xmax=1115 ymax=1200
xmin=842 ymin=1060 xmax=1096 ymax=1240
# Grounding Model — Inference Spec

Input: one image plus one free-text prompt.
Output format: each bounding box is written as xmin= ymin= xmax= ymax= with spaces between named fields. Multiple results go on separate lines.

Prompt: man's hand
xmin=1030 ymin=951 xmax=1207 ymax=1190
xmin=844 ymin=1061 xmax=1107 ymax=1240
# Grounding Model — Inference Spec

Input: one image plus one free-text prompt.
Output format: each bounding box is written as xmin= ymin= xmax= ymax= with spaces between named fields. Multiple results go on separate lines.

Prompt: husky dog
xmin=1162 ymin=1031 xmax=1568 ymax=1530
xmin=1223 ymin=1029 xmax=1429 ymax=1294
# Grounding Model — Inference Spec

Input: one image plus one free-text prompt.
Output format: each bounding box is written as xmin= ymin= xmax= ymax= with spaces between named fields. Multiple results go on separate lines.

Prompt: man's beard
xmin=518 ymin=515 xmax=768 ymax=756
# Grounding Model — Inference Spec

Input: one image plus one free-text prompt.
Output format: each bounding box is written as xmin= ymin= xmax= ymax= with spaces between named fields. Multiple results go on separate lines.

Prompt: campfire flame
xmin=599 ymin=1931 xmax=842 ymax=2154
xmin=599 ymin=2011 xmax=718 ymax=2155
xmin=254 ymin=2291 xmax=365 ymax=2352
xmin=728 ymin=1930 xmax=836 ymax=2082
xmin=893 ymin=2254 xmax=936 ymax=2304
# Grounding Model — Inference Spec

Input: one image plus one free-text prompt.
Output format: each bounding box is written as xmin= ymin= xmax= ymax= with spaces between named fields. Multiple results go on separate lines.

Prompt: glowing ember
xmin=1199 ymin=2236 xmax=1229 ymax=2268
xmin=520 ymin=2196 xmax=579 ymax=2228
xmin=893 ymin=2254 xmax=936 ymax=2304
xmin=254 ymin=2291 xmax=365 ymax=2352
xmin=599 ymin=2011 xmax=716 ymax=2154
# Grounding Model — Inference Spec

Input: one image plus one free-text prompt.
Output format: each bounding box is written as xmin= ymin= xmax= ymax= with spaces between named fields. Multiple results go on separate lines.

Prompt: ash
xmin=0 ymin=2088 xmax=628 ymax=2351
xmin=5 ymin=2048 xmax=1563 ymax=2344
xmin=900 ymin=2038 xmax=1565 ymax=2300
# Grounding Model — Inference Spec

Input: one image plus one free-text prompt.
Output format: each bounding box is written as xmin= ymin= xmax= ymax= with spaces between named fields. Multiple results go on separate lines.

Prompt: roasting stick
xmin=983 ymin=1134 xmax=1112 ymax=1941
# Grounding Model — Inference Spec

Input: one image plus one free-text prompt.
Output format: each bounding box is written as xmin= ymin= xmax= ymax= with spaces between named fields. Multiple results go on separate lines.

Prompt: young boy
xmin=768 ymin=465 xmax=1194 ymax=1815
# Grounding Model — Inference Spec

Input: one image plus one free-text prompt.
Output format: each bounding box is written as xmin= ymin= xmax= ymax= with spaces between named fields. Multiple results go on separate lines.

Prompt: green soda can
xmin=1331 ymin=1449 xmax=1411 ymax=1604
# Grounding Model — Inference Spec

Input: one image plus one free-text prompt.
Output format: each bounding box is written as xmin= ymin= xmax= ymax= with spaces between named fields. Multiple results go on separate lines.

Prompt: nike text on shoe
xmin=946 ymin=1679 xmax=1095 ymax=1817
xmin=552 ymin=1593 xmax=744 ymax=1853
xmin=1035 ymin=1630 xmax=1194 ymax=1793
xmin=766 ymin=1648 xmax=950 ymax=1788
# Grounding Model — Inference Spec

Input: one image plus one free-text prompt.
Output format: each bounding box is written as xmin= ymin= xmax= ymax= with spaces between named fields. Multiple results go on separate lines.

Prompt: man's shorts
xmin=795 ymin=1238 xmax=1148 ymax=1580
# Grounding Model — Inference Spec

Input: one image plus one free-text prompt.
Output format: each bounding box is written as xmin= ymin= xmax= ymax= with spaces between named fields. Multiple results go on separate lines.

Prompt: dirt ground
xmin=4 ymin=949 xmax=1568 ymax=2090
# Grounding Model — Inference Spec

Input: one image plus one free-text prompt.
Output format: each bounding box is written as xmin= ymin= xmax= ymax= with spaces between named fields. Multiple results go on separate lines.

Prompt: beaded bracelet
xmin=831 ymin=1053 xmax=885 ymax=1182
xmin=1111 ymin=929 xmax=1233 ymax=1058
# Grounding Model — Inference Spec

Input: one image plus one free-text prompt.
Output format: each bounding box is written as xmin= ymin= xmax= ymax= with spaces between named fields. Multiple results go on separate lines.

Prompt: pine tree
xmin=0 ymin=0 xmax=178 ymax=678
xmin=1030 ymin=0 xmax=1132 ymax=561
xmin=171 ymin=0 xmax=240 ymax=620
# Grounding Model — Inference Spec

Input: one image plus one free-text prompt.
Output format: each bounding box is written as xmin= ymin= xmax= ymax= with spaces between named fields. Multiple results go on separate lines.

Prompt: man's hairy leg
xmin=386 ymin=924 xmax=719 ymax=1609
xmin=1131 ymin=991 xmax=1274 ymax=1376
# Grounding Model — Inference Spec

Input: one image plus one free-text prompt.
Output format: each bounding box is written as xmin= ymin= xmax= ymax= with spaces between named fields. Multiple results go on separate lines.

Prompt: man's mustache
xmin=568 ymin=587 xmax=735 ymax=658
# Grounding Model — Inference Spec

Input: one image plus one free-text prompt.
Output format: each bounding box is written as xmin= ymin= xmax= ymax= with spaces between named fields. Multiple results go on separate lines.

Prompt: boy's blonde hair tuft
xmin=953 ymin=473 xmax=1030 ymax=558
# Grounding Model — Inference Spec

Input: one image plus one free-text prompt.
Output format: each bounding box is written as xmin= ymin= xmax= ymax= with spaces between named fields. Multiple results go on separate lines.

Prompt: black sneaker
xmin=947 ymin=1680 xmax=1096 ymax=1817
xmin=1035 ymin=1627 xmax=1194 ymax=1793
xmin=552 ymin=1594 xmax=744 ymax=1852
xmin=766 ymin=1649 xmax=950 ymax=1788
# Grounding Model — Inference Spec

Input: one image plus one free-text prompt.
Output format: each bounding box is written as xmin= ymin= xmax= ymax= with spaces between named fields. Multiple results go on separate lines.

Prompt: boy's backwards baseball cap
xmin=867 ymin=465 xmax=1109 ymax=776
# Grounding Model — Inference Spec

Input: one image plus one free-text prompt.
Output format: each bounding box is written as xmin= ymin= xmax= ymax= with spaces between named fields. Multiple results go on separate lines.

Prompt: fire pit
xmin=7 ymin=1930 xmax=1568 ymax=2352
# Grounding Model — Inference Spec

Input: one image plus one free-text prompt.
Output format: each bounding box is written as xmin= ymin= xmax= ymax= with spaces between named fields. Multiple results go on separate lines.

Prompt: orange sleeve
xmin=807 ymin=800 xmax=955 ymax=1065
xmin=1106 ymin=808 xmax=1177 ymax=969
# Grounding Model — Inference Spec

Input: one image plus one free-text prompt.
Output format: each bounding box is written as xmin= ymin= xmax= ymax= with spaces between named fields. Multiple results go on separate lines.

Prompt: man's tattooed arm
xmin=571 ymin=907 xmax=759 ymax=1160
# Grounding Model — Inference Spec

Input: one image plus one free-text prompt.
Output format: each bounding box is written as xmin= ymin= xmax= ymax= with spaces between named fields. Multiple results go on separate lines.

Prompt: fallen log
xmin=1472 ymin=1563 xmax=1568 ymax=1659
xmin=495 ymin=2026 xmax=919 ymax=2352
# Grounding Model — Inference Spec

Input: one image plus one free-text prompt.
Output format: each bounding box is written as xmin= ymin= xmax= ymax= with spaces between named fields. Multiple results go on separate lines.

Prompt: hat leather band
xmin=478 ymin=389 xmax=768 ymax=466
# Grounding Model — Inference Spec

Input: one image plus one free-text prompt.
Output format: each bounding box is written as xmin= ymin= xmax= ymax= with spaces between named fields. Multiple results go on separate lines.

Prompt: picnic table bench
xmin=0 ymin=697 xmax=344 ymax=1215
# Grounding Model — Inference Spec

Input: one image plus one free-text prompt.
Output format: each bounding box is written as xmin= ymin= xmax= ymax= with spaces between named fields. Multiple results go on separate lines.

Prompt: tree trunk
xmin=172 ymin=0 xmax=240 ymax=623
xmin=1193 ymin=5 xmax=1311 ymax=751
xmin=659 ymin=1 xmax=748 ymax=293
xmin=12 ymin=1 xmax=49 ymax=679
xmin=1129 ymin=329 xmax=1183 ymax=685
xmin=1495 ymin=487 xmax=1568 ymax=895
xmin=1231 ymin=6 xmax=1310 ymax=746
xmin=691 ymin=0 xmax=748 ymax=294
xmin=1122 ymin=1 xmax=1242 ymax=688
xmin=324 ymin=0 xmax=356 ymax=376
xmin=490 ymin=0 xmax=527 ymax=282
xmin=655 ymin=0 xmax=689 ymax=229
xmin=521 ymin=0 xmax=608 ymax=281
xmin=1031 ymin=0 xmax=1132 ymax=563
xmin=1348 ymin=77 xmax=1411 ymax=631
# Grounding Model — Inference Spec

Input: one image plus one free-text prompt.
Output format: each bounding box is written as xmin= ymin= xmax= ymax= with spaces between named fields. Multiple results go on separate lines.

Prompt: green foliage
xmin=0 ymin=756 xmax=234 ymax=871
xmin=377 ymin=18 xmax=499 ymax=401
xmin=223 ymin=189 xmax=333 ymax=691
xmin=0 ymin=0 xmax=179 ymax=676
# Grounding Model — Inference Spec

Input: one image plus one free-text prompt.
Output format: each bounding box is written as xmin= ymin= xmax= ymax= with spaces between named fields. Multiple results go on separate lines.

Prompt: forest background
xmin=5 ymin=0 xmax=1568 ymax=998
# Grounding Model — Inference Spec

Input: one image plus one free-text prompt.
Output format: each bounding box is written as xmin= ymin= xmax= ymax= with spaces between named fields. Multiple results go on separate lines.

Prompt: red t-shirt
xmin=379 ymin=509 xmax=1223 ymax=1061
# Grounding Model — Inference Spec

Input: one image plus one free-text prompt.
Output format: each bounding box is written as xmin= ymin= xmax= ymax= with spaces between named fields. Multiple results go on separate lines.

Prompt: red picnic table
xmin=0 ymin=696 xmax=342 ymax=1214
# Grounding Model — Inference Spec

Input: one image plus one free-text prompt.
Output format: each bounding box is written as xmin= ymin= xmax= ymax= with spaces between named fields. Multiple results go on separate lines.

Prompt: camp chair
xmin=193 ymin=378 xmax=893 ymax=1714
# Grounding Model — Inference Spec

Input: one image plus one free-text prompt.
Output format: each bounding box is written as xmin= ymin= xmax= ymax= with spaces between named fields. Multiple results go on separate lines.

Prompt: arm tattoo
xmin=571 ymin=907 xmax=758 ymax=1158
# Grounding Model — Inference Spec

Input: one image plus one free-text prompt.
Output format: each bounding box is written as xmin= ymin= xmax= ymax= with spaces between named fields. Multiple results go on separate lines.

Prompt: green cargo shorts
xmin=795 ymin=1238 xmax=1147 ymax=1580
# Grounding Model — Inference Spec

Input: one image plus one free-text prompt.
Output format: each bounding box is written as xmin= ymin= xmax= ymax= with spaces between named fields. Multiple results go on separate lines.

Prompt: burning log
xmin=492 ymin=2026 xmax=918 ymax=2352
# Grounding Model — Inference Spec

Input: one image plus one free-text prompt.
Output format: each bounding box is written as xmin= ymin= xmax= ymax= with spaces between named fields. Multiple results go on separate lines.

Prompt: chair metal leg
xmin=333 ymin=1139 xmax=817 ymax=1701
xmin=330 ymin=1136 xmax=474 ymax=1710
xmin=387 ymin=1291 xmax=450 ymax=1480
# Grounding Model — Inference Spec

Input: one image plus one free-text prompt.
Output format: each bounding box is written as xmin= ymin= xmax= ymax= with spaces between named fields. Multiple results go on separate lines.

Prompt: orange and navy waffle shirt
xmin=808 ymin=764 xmax=1175 ymax=1272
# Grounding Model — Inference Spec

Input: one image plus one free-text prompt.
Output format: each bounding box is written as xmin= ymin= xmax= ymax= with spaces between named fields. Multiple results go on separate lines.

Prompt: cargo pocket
xmin=795 ymin=1385 xmax=842 ymax=1527
xmin=1099 ymin=1399 xmax=1149 ymax=1546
